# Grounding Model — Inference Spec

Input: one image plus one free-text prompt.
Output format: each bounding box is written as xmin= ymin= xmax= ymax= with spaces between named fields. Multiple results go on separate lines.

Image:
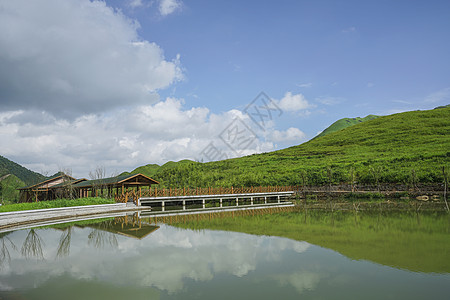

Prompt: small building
xmin=18 ymin=173 xmax=159 ymax=203
xmin=73 ymin=173 xmax=159 ymax=202
xmin=18 ymin=173 xmax=85 ymax=202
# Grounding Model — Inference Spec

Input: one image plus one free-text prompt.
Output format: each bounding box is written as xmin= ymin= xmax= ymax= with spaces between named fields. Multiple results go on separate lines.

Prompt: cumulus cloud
xmin=269 ymin=127 xmax=306 ymax=143
xmin=159 ymin=0 xmax=183 ymax=16
xmin=276 ymin=92 xmax=313 ymax=112
xmin=0 ymin=97 xmax=306 ymax=177
xmin=0 ymin=0 xmax=182 ymax=118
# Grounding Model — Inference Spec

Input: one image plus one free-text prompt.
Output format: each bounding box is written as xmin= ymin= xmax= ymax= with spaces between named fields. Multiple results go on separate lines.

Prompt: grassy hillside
xmin=149 ymin=106 xmax=450 ymax=187
xmin=0 ymin=174 xmax=24 ymax=203
xmin=315 ymin=114 xmax=379 ymax=138
xmin=124 ymin=159 xmax=195 ymax=178
xmin=0 ymin=155 xmax=45 ymax=185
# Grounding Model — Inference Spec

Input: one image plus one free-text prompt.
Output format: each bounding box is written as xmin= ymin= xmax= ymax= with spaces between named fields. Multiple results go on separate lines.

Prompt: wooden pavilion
xmin=18 ymin=173 xmax=159 ymax=202
xmin=73 ymin=173 xmax=159 ymax=199
xmin=18 ymin=173 xmax=86 ymax=202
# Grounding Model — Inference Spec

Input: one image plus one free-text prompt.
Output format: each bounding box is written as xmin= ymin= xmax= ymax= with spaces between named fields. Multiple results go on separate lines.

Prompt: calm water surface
xmin=0 ymin=214 xmax=449 ymax=300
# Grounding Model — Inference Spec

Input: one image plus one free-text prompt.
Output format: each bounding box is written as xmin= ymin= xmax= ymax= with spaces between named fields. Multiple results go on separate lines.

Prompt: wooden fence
xmin=115 ymin=185 xmax=298 ymax=203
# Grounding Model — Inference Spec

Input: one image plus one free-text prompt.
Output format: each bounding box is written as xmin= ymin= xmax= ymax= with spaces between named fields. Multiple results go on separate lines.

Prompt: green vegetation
xmin=315 ymin=114 xmax=379 ymax=138
xmin=0 ymin=197 xmax=115 ymax=213
xmin=175 ymin=210 xmax=450 ymax=273
xmin=131 ymin=107 xmax=450 ymax=188
xmin=0 ymin=174 xmax=24 ymax=204
xmin=0 ymin=155 xmax=46 ymax=185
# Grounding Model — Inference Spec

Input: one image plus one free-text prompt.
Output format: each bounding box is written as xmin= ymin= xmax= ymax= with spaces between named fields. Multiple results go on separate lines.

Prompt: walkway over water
xmin=138 ymin=191 xmax=295 ymax=213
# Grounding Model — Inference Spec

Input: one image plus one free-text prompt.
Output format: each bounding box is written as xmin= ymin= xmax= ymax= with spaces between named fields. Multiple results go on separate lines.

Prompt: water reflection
xmin=0 ymin=212 xmax=448 ymax=300
xmin=0 ymin=232 xmax=17 ymax=269
xmin=56 ymin=228 xmax=72 ymax=258
xmin=21 ymin=229 xmax=45 ymax=259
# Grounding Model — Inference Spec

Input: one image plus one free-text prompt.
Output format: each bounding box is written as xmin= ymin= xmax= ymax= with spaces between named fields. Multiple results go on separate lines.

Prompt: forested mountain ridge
xmin=0 ymin=155 xmax=45 ymax=186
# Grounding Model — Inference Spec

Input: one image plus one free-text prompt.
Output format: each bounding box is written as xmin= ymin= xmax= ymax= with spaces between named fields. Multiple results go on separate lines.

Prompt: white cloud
xmin=276 ymin=92 xmax=313 ymax=112
xmin=0 ymin=97 xmax=307 ymax=177
xmin=128 ymin=0 xmax=144 ymax=8
xmin=269 ymin=128 xmax=306 ymax=143
xmin=159 ymin=0 xmax=183 ymax=16
xmin=296 ymin=82 xmax=312 ymax=88
xmin=0 ymin=0 xmax=183 ymax=118
xmin=425 ymin=87 xmax=450 ymax=104
xmin=316 ymin=96 xmax=344 ymax=106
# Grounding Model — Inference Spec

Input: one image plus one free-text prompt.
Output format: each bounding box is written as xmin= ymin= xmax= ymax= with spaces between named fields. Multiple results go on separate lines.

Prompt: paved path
xmin=0 ymin=203 xmax=149 ymax=232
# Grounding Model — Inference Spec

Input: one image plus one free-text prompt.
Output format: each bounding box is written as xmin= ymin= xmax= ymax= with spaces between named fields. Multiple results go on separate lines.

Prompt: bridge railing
xmin=141 ymin=185 xmax=297 ymax=198
xmin=115 ymin=185 xmax=298 ymax=203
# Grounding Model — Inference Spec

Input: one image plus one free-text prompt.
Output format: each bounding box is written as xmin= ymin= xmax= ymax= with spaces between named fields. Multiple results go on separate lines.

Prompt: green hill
xmin=148 ymin=106 xmax=450 ymax=187
xmin=0 ymin=174 xmax=24 ymax=203
xmin=0 ymin=155 xmax=45 ymax=186
xmin=315 ymin=114 xmax=379 ymax=138
xmin=122 ymin=159 xmax=196 ymax=179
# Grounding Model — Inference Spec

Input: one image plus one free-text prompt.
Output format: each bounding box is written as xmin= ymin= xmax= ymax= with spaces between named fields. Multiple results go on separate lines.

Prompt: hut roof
xmin=73 ymin=173 xmax=159 ymax=188
xmin=19 ymin=173 xmax=76 ymax=190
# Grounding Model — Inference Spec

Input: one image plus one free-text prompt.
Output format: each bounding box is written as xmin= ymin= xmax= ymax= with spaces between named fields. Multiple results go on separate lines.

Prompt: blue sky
xmin=127 ymin=0 xmax=450 ymax=124
xmin=0 ymin=0 xmax=449 ymax=177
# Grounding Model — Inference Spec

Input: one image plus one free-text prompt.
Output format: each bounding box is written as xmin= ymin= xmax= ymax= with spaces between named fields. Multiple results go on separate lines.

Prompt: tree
xmin=89 ymin=166 xmax=107 ymax=197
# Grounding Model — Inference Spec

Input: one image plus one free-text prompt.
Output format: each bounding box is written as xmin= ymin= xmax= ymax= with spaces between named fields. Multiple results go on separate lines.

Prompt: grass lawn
xmin=0 ymin=197 xmax=115 ymax=213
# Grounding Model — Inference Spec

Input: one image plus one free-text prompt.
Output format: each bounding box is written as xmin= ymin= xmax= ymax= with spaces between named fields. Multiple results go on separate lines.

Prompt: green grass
xmin=315 ymin=114 xmax=379 ymax=138
xmin=0 ymin=197 xmax=115 ymax=213
xmin=174 ymin=209 xmax=450 ymax=273
xmin=144 ymin=106 xmax=450 ymax=188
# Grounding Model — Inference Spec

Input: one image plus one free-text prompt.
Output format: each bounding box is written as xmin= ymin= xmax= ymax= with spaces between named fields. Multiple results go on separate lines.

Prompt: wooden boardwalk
xmin=138 ymin=191 xmax=295 ymax=213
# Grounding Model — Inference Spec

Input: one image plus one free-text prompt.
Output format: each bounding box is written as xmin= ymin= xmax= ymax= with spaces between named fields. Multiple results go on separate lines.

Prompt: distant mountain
xmin=0 ymin=155 xmax=46 ymax=186
xmin=0 ymin=174 xmax=24 ymax=203
xmin=123 ymin=160 xmax=196 ymax=179
xmin=315 ymin=114 xmax=380 ymax=139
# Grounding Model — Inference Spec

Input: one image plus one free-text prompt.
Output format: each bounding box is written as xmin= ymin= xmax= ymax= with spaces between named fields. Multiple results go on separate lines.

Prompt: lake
xmin=0 ymin=209 xmax=449 ymax=299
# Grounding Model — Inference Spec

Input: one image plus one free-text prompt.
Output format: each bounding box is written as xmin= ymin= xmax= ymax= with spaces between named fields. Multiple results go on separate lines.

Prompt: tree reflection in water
xmin=56 ymin=227 xmax=72 ymax=259
xmin=21 ymin=229 xmax=44 ymax=259
xmin=0 ymin=232 xmax=17 ymax=269
xmin=88 ymin=220 xmax=118 ymax=249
